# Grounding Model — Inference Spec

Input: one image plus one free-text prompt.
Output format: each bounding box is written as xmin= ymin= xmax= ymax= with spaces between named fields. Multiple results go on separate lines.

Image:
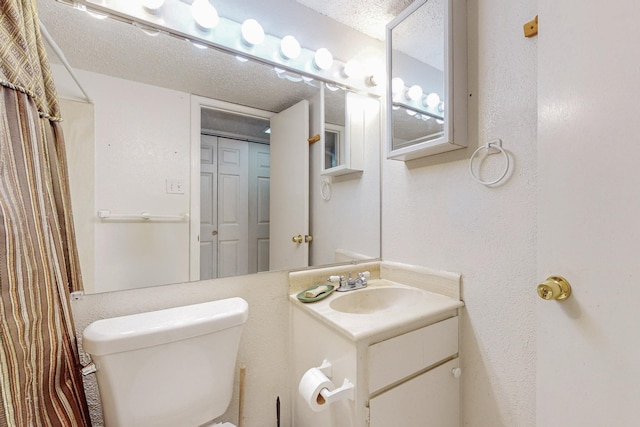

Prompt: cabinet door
xmin=369 ymin=358 xmax=460 ymax=427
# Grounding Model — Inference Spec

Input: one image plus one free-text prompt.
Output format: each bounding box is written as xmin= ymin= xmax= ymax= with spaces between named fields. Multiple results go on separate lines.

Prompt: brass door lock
xmin=537 ymin=276 xmax=572 ymax=301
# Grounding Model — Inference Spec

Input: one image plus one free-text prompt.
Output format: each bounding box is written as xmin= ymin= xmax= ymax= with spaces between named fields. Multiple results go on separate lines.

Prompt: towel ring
xmin=321 ymin=179 xmax=332 ymax=201
xmin=469 ymin=139 xmax=509 ymax=186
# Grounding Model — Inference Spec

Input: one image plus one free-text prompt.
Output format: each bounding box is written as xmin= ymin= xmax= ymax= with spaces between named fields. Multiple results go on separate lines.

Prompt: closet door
xmin=217 ymin=137 xmax=249 ymax=277
xmin=199 ymin=134 xmax=218 ymax=280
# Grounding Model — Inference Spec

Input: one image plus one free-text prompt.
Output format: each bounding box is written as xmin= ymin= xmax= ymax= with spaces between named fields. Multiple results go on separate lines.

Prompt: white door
xmin=217 ymin=137 xmax=249 ymax=278
xmin=249 ymin=142 xmax=270 ymax=273
xmin=269 ymin=100 xmax=310 ymax=270
xmin=199 ymin=135 xmax=218 ymax=280
xmin=537 ymin=1 xmax=640 ymax=425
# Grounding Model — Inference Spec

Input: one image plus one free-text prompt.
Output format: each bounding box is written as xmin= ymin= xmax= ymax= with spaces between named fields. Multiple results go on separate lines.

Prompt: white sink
xmin=290 ymin=279 xmax=463 ymax=341
xmin=329 ymin=287 xmax=423 ymax=314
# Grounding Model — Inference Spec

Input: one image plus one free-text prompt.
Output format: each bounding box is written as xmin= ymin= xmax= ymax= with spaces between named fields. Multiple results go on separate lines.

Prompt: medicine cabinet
xmin=387 ymin=0 xmax=467 ymax=161
xmin=322 ymin=87 xmax=372 ymax=176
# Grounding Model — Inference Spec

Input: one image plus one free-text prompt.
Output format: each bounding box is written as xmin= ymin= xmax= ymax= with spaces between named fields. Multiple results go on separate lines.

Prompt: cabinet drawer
xmin=368 ymin=316 xmax=458 ymax=394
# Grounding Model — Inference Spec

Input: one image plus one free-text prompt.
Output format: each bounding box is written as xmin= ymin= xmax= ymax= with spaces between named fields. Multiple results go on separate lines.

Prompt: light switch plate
xmin=166 ymin=179 xmax=184 ymax=194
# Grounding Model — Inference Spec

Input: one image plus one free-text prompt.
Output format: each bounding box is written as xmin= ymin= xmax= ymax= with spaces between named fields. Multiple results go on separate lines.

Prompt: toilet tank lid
xmin=82 ymin=297 xmax=248 ymax=356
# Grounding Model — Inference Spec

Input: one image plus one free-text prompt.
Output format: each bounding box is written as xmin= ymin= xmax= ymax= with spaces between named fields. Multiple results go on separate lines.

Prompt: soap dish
xmin=296 ymin=285 xmax=335 ymax=303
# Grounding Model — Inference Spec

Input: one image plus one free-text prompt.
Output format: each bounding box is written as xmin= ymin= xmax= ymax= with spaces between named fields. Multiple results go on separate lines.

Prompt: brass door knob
xmin=305 ymin=235 xmax=313 ymax=243
xmin=292 ymin=235 xmax=303 ymax=244
xmin=537 ymin=276 xmax=572 ymax=301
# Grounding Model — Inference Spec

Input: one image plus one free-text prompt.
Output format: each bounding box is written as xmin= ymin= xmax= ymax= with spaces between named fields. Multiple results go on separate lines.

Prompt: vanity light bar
xmin=55 ymin=0 xmax=384 ymax=97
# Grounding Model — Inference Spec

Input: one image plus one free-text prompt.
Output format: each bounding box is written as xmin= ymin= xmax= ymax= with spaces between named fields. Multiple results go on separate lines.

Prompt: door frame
xmin=189 ymin=96 xmax=274 ymax=281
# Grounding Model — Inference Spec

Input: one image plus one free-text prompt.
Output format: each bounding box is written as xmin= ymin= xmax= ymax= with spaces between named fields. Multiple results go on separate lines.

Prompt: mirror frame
xmin=386 ymin=0 xmax=467 ymax=161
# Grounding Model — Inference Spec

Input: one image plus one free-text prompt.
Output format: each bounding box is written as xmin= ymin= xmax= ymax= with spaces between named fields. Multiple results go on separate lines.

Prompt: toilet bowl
xmin=83 ymin=297 xmax=248 ymax=427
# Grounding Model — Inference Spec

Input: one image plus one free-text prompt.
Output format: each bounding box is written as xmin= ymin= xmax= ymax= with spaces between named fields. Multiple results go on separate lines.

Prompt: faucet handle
xmin=358 ymin=271 xmax=370 ymax=279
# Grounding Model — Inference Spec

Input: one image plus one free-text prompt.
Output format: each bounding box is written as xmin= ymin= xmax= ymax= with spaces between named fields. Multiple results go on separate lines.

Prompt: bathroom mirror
xmin=386 ymin=0 xmax=467 ymax=161
xmin=39 ymin=0 xmax=381 ymax=294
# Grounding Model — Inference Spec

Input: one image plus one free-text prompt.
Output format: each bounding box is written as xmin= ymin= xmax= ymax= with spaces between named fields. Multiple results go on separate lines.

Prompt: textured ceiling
xmin=295 ymin=0 xmax=414 ymax=41
xmin=37 ymin=0 xmax=320 ymax=114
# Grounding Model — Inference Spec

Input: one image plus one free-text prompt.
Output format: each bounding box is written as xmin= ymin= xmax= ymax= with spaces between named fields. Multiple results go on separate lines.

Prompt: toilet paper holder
xmin=318 ymin=378 xmax=354 ymax=405
xmin=314 ymin=360 xmax=354 ymax=405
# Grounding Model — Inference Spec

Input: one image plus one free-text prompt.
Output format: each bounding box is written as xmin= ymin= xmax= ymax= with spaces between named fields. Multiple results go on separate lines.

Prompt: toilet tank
xmin=83 ymin=297 xmax=248 ymax=427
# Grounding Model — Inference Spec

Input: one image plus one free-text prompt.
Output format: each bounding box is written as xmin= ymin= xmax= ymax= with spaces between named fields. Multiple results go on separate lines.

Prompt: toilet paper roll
xmin=298 ymin=367 xmax=334 ymax=412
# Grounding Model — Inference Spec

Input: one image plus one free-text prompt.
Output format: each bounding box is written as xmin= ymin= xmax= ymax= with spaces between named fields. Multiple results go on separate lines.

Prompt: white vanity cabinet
xmin=289 ymin=265 xmax=463 ymax=427
xmin=368 ymin=318 xmax=460 ymax=427
xmin=291 ymin=298 xmax=461 ymax=427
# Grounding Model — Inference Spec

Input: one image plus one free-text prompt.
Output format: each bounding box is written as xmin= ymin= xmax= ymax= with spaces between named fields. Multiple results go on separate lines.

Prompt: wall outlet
xmin=166 ymin=179 xmax=185 ymax=194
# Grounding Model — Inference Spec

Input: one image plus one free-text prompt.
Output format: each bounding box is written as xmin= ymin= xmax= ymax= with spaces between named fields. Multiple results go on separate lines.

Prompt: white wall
xmin=382 ymin=0 xmax=538 ymax=425
xmin=310 ymin=92 xmax=381 ymax=266
xmin=54 ymin=65 xmax=192 ymax=293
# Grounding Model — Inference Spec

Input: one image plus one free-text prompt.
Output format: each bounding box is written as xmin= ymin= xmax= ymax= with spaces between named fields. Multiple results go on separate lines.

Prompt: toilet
xmin=82 ymin=297 xmax=249 ymax=427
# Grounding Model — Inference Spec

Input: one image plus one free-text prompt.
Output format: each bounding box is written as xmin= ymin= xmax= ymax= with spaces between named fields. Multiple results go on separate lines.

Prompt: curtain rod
xmin=39 ymin=20 xmax=93 ymax=104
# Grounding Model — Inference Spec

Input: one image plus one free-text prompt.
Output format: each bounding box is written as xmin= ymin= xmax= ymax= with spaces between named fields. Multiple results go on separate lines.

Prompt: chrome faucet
xmin=335 ymin=271 xmax=370 ymax=292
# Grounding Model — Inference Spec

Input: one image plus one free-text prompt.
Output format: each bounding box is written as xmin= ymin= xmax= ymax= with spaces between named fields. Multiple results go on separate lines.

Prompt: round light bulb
xmin=342 ymin=59 xmax=362 ymax=78
xmin=391 ymin=77 xmax=405 ymax=95
xmin=142 ymin=0 xmax=164 ymax=14
xmin=406 ymin=109 xmax=417 ymax=116
xmin=406 ymin=85 xmax=423 ymax=101
xmin=241 ymin=19 xmax=264 ymax=47
xmin=191 ymin=0 xmax=219 ymax=31
xmin=280 ymin=35 xmax=301 ymax=60
xmin=314 ymin=48 xmax=334 ymax=70
xmin=424 ymin=92 xmax=441 ymax=108
xmin=236 ymin=56 xmax=249 ymax=62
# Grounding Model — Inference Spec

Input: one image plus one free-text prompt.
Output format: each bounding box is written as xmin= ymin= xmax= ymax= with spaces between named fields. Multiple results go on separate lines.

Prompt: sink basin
xmin=329 ymin=287 xmax=423 ymax=314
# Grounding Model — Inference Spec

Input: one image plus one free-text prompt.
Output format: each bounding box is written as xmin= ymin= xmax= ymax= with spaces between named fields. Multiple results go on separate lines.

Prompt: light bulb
xmin=280 ymin=36 xmax=301 ymax=60
xmin=342 ymin=60 xmax=362 ymax=78
xmin=424 ymin=92 xmax=441 ymax=108
xmin=142 ymin=0 xmax=164 ymax=14
xmin=438 ymin=101 xmax=445 ymax=112
xmin=406 ymin=109 xmax=417 ymax=116
xmin=406 ymin=85 xmax=423 ymax=101
xmin=314 ymin=48 xmax=333 ymax=70
xmin=391 ymin=77 xmax=405 ymax=95
xmin=191 ymin=0 xmax=219 ymax=31
xmin=236 ymin=56 xmax=249 ymax=62
xmin=241 ymin=19 xmax=264 ymax=47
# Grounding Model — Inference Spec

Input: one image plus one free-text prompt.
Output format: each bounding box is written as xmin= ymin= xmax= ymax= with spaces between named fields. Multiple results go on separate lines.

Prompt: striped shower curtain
xmin=0 ymin=1 xmax=91 ymax=426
